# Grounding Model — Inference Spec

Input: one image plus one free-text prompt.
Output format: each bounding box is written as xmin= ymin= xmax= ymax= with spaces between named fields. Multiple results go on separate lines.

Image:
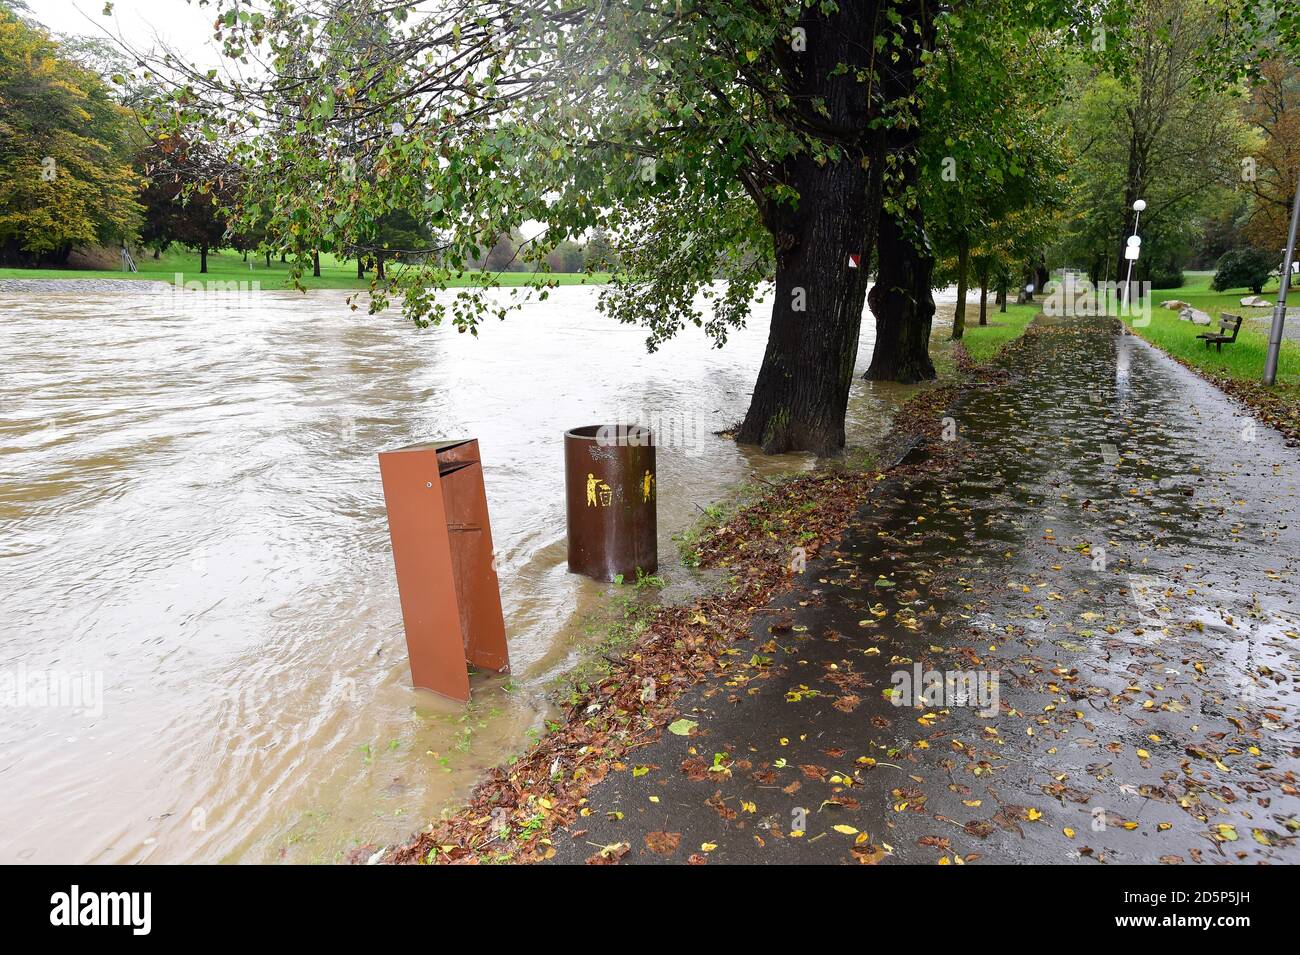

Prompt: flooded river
xmin=0 ymin=283 xmax=952 ymax=863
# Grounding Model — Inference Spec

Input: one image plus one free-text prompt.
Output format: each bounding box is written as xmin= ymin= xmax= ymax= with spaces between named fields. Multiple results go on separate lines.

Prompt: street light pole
xmin=1263 ymin=173 xmax=1300 ymax=386
xmin=1123 ymin=199 xmax=1146 ymax=316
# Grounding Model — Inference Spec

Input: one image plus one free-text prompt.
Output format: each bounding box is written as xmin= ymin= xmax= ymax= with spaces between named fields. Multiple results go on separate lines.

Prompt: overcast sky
xmin=33 ymin=0 xmax=222 ymax=64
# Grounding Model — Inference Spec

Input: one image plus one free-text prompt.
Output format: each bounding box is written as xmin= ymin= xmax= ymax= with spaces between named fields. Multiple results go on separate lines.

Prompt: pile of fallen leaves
xmin=694 ymin=468 xmax=875 ymax=569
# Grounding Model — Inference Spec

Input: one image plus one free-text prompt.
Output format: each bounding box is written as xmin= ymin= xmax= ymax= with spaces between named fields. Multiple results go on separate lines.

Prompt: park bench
xmin=1196 ymin=313 xmax=1242 ymax=352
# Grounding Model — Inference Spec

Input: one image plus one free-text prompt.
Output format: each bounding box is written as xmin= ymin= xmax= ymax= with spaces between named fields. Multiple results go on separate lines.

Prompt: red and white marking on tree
xmin=848 ymin=253 xmax=861 ymax=269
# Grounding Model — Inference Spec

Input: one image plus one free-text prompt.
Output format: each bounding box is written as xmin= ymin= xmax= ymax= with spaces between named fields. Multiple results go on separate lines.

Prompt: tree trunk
xmin=863 ymin=0 xmax=938 ymax=384
xmin=736 ymin=156 xmax=875 ymax=456
xmin=1017 ymin=267 xmax=1034 ymax=304
xmin=153 ymin=248 xmax=160 ymax=260
xmin=1116 ymin=138 xmax=1144 ymax=283
xmin=865 ymin=200 xmax=937 ymax=383
xmin=357 ymin=256 xmax=364 ymax=279
xmin=979 ymin=275 xmax=989 ymax=326
xmin=265 ymin=251 xmax=272 ymax=269
xmin=313 ymin=251 xmax=321 ymax=278
xmin=997 ymin=283 xmax=1007 ymax=312
xmin=951 ymin=234 xmax=970 ymax=340
xmin=734 ymin=1 xmax=887 ymax=457
xmin=200 ymin=244 xmax=208 ymax=274
xmin=377 ymin=251 xmax=386 ymax=280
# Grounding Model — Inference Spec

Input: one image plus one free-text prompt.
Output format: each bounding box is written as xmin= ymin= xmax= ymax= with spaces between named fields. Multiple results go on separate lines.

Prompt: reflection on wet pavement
xmin=551 ymin=319 xmax=1300 ymax=864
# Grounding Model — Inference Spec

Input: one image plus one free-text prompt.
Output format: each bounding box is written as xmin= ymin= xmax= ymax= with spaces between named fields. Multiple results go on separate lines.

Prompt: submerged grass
xmin=547 ymin=570 xmax=668 ymax=709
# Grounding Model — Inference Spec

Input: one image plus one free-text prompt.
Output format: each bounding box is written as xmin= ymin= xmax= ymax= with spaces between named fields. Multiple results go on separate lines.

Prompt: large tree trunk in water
xmin=865 ymin=200 xmax=936 ymax=383
xmin=951 ymin=234 xmax=969 ymax=341
xmin=736 ymin=156 xmax=876 ymax=456
xmin=864 ymin=0 xmax=938 ymax=384
xmin=735 ymin=1 xmax=885 ymax=457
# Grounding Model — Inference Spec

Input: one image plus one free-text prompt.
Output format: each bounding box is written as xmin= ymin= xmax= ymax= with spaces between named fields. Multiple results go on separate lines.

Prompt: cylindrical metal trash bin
xmin=564 ymin=424 xmax=657 ymax=582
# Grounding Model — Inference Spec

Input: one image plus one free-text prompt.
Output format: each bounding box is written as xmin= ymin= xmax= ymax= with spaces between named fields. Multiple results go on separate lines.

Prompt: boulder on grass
xmin=1179 ymin=307 xmax=1213 ymax=326
xmin=1161 ymin=300 xmax=1190 ymax=310
xmin=1241 ymin=295 xmax=1272 ymax=307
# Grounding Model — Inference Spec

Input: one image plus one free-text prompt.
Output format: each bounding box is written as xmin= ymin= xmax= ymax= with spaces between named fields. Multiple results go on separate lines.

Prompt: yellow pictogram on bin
xmin=586 ymin=473 xmax=613 ymax=507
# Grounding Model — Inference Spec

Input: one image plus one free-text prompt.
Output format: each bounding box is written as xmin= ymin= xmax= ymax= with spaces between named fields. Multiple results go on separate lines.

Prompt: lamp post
xmin=1263 ymin=174 xmax=1300 ymax=386
xmin=1122 ymin=198 xmax=1146 ymax=316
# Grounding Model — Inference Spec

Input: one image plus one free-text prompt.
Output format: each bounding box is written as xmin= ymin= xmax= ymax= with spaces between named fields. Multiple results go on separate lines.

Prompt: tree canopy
xmin=1 ymin=0 xmax=1293 ymax=454
xmin=131 ymin=0 xmax=1128 ymax=453
xmin=0 ymin=5 xmax=141 ymax=264
xmin=1051 ymin=0 xmax=1254 ymax=289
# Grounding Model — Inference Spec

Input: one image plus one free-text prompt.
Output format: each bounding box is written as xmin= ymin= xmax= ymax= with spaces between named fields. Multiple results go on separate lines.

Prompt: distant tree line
xmin=0 ymin=3 xmax=612 ymax=276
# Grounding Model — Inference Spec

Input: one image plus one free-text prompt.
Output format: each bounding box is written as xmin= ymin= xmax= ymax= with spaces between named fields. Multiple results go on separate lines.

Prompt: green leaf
xmin=667 ymin=718 xmax=698 ymax=736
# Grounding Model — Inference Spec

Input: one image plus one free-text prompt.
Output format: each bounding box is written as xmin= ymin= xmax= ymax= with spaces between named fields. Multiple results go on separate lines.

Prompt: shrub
xmin=1149 ymin=266 xmax=1184 ymax=289
xmin=1211 ymin=248 xmax=1274 ymax=294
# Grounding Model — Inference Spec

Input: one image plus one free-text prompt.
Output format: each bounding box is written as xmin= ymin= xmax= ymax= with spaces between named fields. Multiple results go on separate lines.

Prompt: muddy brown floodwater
xmin=0 ymin=283 xmax=957 ymax=863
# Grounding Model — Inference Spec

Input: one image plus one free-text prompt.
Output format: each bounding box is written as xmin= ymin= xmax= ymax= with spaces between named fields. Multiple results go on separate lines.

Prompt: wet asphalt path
xmin=548 ymin=319 xmax=1300 ymax=864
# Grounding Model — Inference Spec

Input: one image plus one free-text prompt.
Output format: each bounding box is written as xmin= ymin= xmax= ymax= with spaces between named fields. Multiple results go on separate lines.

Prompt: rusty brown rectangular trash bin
xmin=378 ymin=439 xmax=508 ymax=702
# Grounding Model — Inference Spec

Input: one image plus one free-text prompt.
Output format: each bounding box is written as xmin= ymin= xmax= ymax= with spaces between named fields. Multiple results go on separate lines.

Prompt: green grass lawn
xmin=1130 ymin=272 xmax=1300 ymax=403
xmin=1149 ymin=269 xmax=1280 ymax=317
xmin=955 ymin=302 xmax=1042 ymax=365
xmin=930 ymin=301 xmax=1041 ymax=377
xmin=0 ymin=248 xmax=611 ymax=289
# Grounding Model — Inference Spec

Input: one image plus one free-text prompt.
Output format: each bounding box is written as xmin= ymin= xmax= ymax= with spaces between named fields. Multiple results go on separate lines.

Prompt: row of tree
xmin=126 ymin=0 xmax=1293 ymax=455
xmin=6 ymin=0 xmax=1297 ymax=454
xmin=1051 ymin=0 xmax=1285 ymax=292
